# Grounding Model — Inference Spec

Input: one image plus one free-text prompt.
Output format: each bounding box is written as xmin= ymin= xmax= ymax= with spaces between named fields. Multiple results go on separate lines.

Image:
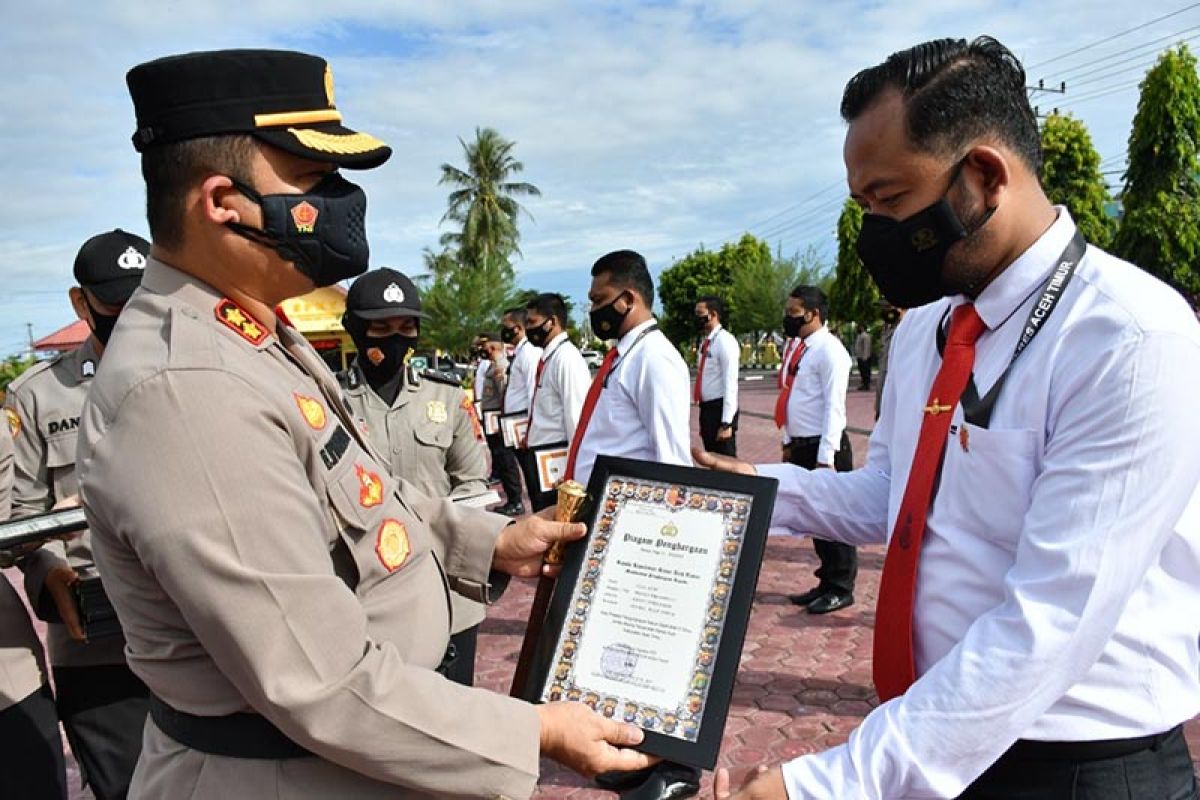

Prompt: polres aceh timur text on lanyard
xmin=935 ymin=230 xmax=1086 ymax=429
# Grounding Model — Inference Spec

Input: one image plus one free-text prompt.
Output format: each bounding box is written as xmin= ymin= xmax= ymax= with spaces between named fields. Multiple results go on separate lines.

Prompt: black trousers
xmin=486 ymin=432 xmax=524 ymax=508
xmin=54 ymin=663 xmax=150 ymax=800
xmin=516 ymin=449 xmax=556 ymax=512
xmin=856 ymin=358 xmax=872 ymax=389
xmin=959 ymin=725 xmax=1198 ymax=799
xmin=786 ymin=432 xmax=857 ymax=595
xmin=698 ymin=398 xmax=738 ymax=457
xmin=0 ymin=683 xmax=67 ymax=800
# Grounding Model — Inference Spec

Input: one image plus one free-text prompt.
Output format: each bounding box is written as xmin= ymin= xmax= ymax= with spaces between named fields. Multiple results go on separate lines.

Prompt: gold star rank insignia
xmin=356 ymin=464 xmax=383 ymax=508
xmin=214 ymin=299 xmax=269 ymax=345
xmin=4 ymin=408 xmax=20 ymax=438
xmin=426 ymin=400 xmax=448 ymax=424
xmin=376 ymin=519 xmax=410 ymax=572
xmin=293 ymin=393 xmax=327 ymax=431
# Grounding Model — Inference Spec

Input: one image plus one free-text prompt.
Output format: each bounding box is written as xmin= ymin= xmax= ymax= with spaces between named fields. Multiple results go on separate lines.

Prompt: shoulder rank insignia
xmin=81 ymin=359 xmax=96 ymax=378
xmin=5 ymin=408 xmax=20 ymax=438
xmin=426 ymin=400 xmax=448 ymax=424
xmin=376 ymin=519 xmax=411 ymax=572
xmin=214 ymin=299 xmax=269 ymax=346
xmin=356 ymin=464 xmax=384 ymax=508
xmin=293 ymin=393 xmax=327 ymax=431
xmin=460 ymin=395 xmax=484 ymax=441
xmin=420 ymin=368 xmax=460 ymax=387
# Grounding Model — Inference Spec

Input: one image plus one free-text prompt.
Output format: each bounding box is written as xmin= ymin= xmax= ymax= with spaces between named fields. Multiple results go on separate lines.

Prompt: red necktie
xmin=693 ymin=339 xmax=711 ymax=403
xmin=563 ymin=347 xmax=619 ymax=481
xmin=773 ymin=339 xmax=807 ymax=428
xmin=523 ymin=357 xmax=549 ymax=448
xmin=873 ymin=304 xmax=986 ymax=701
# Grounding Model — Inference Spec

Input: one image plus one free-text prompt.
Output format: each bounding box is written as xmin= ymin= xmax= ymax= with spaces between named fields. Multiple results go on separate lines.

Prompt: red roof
xmin=33 ymin=320 xmax=89 ymax=352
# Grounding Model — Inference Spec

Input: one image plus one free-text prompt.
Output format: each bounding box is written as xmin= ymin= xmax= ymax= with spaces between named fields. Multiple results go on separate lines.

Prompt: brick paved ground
xmin=8 ymin=372 xmax=1194 ymax=797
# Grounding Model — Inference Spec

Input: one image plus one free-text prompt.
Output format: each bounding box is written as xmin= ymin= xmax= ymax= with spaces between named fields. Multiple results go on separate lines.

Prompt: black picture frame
xmin=522 ymin=455 xmax=777 ymax=770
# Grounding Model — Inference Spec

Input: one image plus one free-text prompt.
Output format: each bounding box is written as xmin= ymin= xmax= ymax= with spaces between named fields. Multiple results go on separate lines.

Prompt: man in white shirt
xmin=693 ymin=295 xmax=740 ymax=456
xmin=776 ymin=286 xmax=857 ymax=616
xmin=520 ymin=292 xmax=590 ymax=511
xmin=492 ymin=309 xmax=541 ymax=515
xmin=569 ymin=250 xmax=701 ymax=800
xmin=703 ymin=36 xmax=1200 ymax=800
xmin=854 ymin=325 xmax=873 ymax=390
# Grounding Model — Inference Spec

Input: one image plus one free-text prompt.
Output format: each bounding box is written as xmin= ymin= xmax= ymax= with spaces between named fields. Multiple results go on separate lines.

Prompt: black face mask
xmin=525 ymin=319 xmax=553 ymax=348
xmin=83 ymin=296 xmax=120 ymax=346
xmin=227 ymin=172 xmax=371 ymax=288
xmin=694 ymin=314 xmax=711 ymax=331
xmin=589 ymin=293 xmax=630 ymax=340
xmin=344 ymin=312 xmax=417 ymax=399
xmin=782 ymin=314 xmax=807 ymax=338
xmin=855 ymin=159 xmax=995 ymax=309
xmin=500 ymin=325 xmax=518 ymax=344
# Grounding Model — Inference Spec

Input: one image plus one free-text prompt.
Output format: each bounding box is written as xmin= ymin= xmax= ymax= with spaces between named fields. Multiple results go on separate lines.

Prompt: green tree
xmin=1040 ymin=112 xmax=1116 ymax=247
xmin=1112 ymin=45 xmax=1200 ymax=295
xmin=830 ymin=198 xmax=880 ymax=323
xmin=657 ymin=234 xmax=775 ymax=344
xmin=731 ymin=244 xmax=831 ymax=336
xmin=438 ymin=127 xmax=541 ymax=263
xmin=418 ymin=248 xmax=517 ymax=356
xmin=0 ymin=354 xmax=36 ymax=398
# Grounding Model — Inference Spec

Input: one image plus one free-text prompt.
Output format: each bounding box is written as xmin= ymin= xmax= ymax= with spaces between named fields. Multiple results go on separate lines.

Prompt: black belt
xmin=1004 ymin=725 xmax=1180 ymax=762
xmin=149 ymin=695 xmax=312 ymax=760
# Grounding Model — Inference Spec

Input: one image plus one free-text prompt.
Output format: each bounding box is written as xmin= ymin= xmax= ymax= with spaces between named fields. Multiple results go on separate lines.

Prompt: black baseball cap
xmin=127 ymin=49 xmax=391 ymax=169
xmin=73 ymin=229 xmax=149 ymax=305
xmin=345 ymin=268 xmax=428 ymax=320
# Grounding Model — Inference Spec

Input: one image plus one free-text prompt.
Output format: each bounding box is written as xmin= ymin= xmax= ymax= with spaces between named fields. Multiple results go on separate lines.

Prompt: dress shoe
xmin=595 ymin=764 xmax=656 ymax=791
xmin=494 ymin=502 xmax=525 ymax=517
xmin=807 ymin=592 xmax=854 ymax=615
xmin=619 ymin=761 xmax=701 ymax=800
xmin=788 ymin=586 xmax=826 ymax=607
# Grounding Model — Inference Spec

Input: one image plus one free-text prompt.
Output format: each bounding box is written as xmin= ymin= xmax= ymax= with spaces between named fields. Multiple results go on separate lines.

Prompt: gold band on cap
xmin=254 ymin=108 xmax=343 ymax=127
xmin=288 ymin=127 xmax=388 ymax=155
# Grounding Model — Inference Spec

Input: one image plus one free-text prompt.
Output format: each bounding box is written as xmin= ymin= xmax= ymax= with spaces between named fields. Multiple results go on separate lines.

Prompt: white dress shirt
xmin=782 ymin=326 xmax=852 ymax=464
xmin=757 ymin=209 xmax=1200 ymax=799
xmin=473 ymin=359 xmax=490 ymax=404
xmin=527 ymin=332 xmax=591 ymax=447
xmin=572 ymin=318 xmax=692 ymax=485
xmin=503 ymin=337 xmax=541 ymax=413
xmin=697 ymin=324 xmax=740 ymax=424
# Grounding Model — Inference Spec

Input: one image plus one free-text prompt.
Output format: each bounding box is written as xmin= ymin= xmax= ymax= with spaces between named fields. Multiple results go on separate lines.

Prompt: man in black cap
xmin=6 ymin=228 xmax=151 ymax=800
xmin=76 ymin=49 xmax=652 ymax=798
xmin=338 ymin=267 xmax=492 ymax=687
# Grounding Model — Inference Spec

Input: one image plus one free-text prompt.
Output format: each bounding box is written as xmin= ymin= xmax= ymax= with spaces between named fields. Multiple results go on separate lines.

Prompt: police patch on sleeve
xmin=293 ymin=393 xmax=328 ymax=431
xmin=214 ymin=299 xmax=269 ymax=345
xmin=376 ymin=519 xmax=410 ymax=572
xmin=5 ymin=408 xmax=20 ymax=438
xmin=356 ymin=464 xmax=383 ymax=508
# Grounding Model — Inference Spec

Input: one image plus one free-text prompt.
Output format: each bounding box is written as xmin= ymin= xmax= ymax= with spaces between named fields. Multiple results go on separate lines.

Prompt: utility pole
xmin=1029 ymin=78 xmax=1068 ymax=120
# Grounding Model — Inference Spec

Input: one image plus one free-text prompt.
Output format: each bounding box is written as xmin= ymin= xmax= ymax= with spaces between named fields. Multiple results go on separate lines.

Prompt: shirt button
xmin=393 ymin=445 xmax=401 ymax=453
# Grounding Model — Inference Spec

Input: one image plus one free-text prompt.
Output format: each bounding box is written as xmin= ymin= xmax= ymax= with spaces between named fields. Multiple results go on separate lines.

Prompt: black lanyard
xmin=535 ymin=336 xmax=568 ymax=389
xmin=935 ymin=230 xmax=1086 ymax=429
xmin=603 ymin=323 xmax=659 ymax=388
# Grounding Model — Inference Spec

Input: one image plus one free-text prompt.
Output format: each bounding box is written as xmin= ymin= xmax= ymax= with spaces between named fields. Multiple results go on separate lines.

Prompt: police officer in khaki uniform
xmin=0 ymin=423 xmax=68 ymax=799
xmin=6 ymin=229 xmax=151 ymax=799
xmin=78 ymin=49 xmax=652 ymax=798
xmin=339 ymin=267 xmax=491 ymax=686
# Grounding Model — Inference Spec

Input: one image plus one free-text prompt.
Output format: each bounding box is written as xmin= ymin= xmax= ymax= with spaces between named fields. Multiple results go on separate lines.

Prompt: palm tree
xmin=438 ymin=127 xmax=541 ymax=264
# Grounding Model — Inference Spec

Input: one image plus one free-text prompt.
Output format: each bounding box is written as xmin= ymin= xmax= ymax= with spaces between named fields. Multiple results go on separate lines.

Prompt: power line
xmin=1054 ymin=80 xmax=1143 ymax=111
xmin=1027 ymin=2 xmax=1200 ymax=70
xmin=1043 ymin=22 xmax=1200 ymax=82
xmin=1062 ymin=32 xmax=1200 ymax=89
xmin=754 ymin=195 xmax=846 ymax=242
xmin=718 ymin=179 xmax=844 ymax=246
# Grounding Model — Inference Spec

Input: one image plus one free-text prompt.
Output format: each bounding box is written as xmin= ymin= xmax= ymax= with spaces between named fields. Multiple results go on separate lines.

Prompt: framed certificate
xmin=482 ymin=409 xmax=501 ymax=436
xmin=523 ymin=456 xmax=777 ymax=769
xmin=529 ymin=440 xmax=569 ymax=493
xmin=499 ymin=410 xmax=529 ymax=448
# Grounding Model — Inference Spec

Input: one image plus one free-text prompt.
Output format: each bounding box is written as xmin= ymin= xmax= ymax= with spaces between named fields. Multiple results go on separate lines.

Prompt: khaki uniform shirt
xmin=0 ymin=424 xmax=49 ymax=709
xmin=341 ymin=363 xmax=491 ymax=633
xmin=5 ymin=337 xmax=126 ymax=667
xmin=78 ymin=258 xmax=539 ymax=799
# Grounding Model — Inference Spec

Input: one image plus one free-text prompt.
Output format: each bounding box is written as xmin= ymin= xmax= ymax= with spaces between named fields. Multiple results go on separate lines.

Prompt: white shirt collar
xmin=616 ymin=317 xmax=657 ymax=352
xmin=706 ymin=324 xmax=723 ymax=342
xmin=543 ymin=331 xmax=569 ymax=356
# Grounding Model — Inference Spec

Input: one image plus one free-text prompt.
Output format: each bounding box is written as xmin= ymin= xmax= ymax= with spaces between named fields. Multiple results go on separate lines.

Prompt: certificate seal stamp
xmin=600 ymin=643 xmax=638 ymax=679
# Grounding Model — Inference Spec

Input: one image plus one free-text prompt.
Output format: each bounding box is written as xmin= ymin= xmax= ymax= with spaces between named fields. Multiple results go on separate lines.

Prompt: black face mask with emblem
xmin=343 ymin=312 xmax=417 ymax=404
xmin=83 ymin=295 xmax=120 ymax=346
xmin=226 ymin=172 xmax=371 ymax=288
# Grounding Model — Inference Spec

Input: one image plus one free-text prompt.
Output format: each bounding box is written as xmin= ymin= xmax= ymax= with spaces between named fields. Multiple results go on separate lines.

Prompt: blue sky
xmin=2 ymin=0 xmax=1196 ymax=355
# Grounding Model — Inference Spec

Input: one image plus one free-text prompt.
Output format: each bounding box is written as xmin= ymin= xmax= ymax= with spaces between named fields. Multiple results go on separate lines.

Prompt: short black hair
xmin=502 ymin=307 xmax=527 ymax=326
xmin=526 ymin=292 xmax=567 ymax=327
xmin=790 ymin=285 xmax=828 ymax=322
xmin=141 ymin=134 xmax=257 ymax=249
xmin=840 ymin=36 xmax=1042 ymax=174
xmin=591 ymin=250 xmax=654 ymax=307
xmin=696 ymin=295 xmax=726 ymax=322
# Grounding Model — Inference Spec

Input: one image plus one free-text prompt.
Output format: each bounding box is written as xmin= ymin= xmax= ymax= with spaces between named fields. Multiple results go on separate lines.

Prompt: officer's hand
xmin=537 ymin=701 xmax=658 ymax=777
xmin=493 ymin=508 xmax=587 ymax=578
xmin=692 ymin=446 xmax=756 ymax=476
xmin=714 ymin=765 xmax=787 ymax=799
xmin=45 ymin=566 xmax=85 ymax=642
xmin=716 ymin=426 xmax=733 ymax=441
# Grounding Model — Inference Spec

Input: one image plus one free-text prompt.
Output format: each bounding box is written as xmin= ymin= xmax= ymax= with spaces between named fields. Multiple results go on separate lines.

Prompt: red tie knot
xmin=948 ymin=303 xmax=986 ymax=346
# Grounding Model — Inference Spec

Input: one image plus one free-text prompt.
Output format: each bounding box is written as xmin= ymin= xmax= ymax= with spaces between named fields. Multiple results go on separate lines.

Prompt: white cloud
xmin=0 ymin=0 xmax=1189 ymax=351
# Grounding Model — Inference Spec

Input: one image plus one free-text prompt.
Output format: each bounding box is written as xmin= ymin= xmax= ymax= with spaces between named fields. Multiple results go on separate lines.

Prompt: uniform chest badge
xmin=4 ymin=408 xmax=20 ymax=438
xmin=376 ymin=519 xmax=411 ymax=572
xmin=958 ymin=425 xmax=970 ymax=453
xmin=293 ymin=393 xmax=327 ymax=431
xmin=356 ymin=464 xmax=384 ymax=508
xmin=215 ymin=299 xmax=268 ymax=345
xmin=426 ymin=400 xmax=448 ymax=424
